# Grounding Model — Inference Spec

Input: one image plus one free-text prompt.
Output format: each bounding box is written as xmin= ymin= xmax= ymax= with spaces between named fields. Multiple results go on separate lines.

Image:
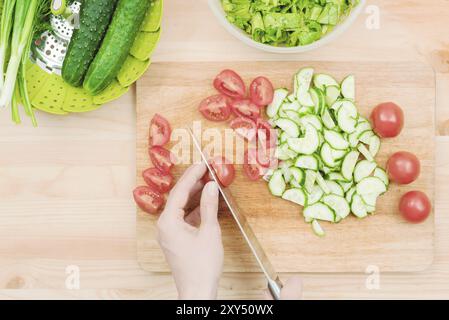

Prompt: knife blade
xmin=188 ymin=128 xmax=283 ymax=300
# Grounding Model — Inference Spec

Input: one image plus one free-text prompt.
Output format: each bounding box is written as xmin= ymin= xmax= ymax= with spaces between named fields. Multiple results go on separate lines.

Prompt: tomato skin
xmin=399 ymin=191 xmax=431 ymax=223
xmin=230 ymin=116 xmax=257 ymax=141
xmin=149 ymin=146 xmax=175 ymax=173
xmin=250 ymin=76 xmax=274 ymax=106
xmin=199 ymin=94 xmax=232 ymax=122
xmin=243 ymin=149 xmax=262 ymax=181
xmin=143 ymin=168 xmax=174 ymax=194
xmin=203 ymin=156 xmax=236 ymax=187
xmin=149 ymin=114 xmax=171 ymax=147
xmin=370 ymin=102 xmax=404 ymax=138
xmin=213 ymin=69 xmax=246 ymax=99
xmin=387 ymin=151 xmax=421 ymax=185
xmin=230 ymin=99 xmax=260 ymax=119
xmin=256 ymin=118 xmax=277 ymax=149
xmin=133 ymin=186 xmax=165 ymax=215
xmin=256 ymin=146 xmax=277 ymax=169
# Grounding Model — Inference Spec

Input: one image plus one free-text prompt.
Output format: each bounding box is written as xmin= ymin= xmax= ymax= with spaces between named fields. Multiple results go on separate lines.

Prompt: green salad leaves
xmin=222 ymin=0 xmax=359 ymax=47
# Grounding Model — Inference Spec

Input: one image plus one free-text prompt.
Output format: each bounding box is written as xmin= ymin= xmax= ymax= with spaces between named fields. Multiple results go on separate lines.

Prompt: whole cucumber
xmin=62 ymin=0 xmax=118 ymax=87
xmin=83 ymin=0 xmax=150 ymax=95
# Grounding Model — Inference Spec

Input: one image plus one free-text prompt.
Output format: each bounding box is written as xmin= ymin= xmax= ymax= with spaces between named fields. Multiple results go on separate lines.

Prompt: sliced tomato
xmin=133 ymin=186 xmax=165 ymax=215
xmin=199 ymin=94 xmax=232 ymax=122
xmin=203 ymin=156 xmax=236 ymax=187
xmin=143 ymin=168 xmax=174 ymax=194
xmin=149 ymin=146 xmax=175 ymax=173
xmin=149 ymin=114 xmax=171 ymax=147
xmin=256 ymin=118 xmax=277 ymax=149
xmin=243 ymin=149 xmax=263 ymax=181
xmin=230 ymin=116 xmax=257 ymax=141
xmin=213 ymin=69 xmax=246 ymax=99
xmin=256 ymin=146 xmax=277 ymax=169
xmin=230 ymin=99 xmax=260 ymax=119
xmin=250 ymin=76 xmax=274 ymax=106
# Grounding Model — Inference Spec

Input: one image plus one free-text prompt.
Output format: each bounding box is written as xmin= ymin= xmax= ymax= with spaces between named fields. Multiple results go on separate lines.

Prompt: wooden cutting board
xmin=136 ymin=61 xmax=435 ymax=273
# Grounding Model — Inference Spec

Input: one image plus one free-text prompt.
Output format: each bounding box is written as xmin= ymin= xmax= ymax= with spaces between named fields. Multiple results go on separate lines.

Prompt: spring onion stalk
xmin=0 ymin=0 xmax=16 ymax=90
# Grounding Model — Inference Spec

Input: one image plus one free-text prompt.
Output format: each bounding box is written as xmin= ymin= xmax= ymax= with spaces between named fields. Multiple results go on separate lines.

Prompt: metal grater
xmin=30 ymin=1 xmax=81 ymax=76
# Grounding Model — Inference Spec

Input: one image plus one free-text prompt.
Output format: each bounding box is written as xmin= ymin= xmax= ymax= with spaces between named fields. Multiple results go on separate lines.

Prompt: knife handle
xmin=268 ymin=277 xmax=283 ymax=300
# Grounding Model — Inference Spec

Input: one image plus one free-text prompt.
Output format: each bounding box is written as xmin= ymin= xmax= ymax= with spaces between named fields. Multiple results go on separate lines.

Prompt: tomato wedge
xmin=149 ymin=114 xmax=171 ymax=147
xmin=203 ymin=156 xmax=236 ymax=187
xmin=243 ymin=149 xmax=263 ymax=181
xmin=133 ymin=186 xmax=165 ymax=215
xmin=230 ymin=116 xmax=257 ymax=141
xmin=143 ymin=168 xmax=174 ymax=194
xmin=213 ymin=69 xmax=246 ymax=99
xmin=256 ymin=146 xmax=277 ymax=169
xmin=256 ymin=118 xmax=277 ymax=149
xmin=199 ymin=94 xmax=232 ymax=122
xmin=250 ymin=76 xmax=274 ymax=106
xmin=149 ymin=146 xmax=175 ymax=173
xmin=230 ymin=99 xmax=260 ymax=119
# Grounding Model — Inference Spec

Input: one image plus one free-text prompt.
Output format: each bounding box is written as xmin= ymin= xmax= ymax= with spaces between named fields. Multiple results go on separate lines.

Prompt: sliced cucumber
xmin=282 ymin=188 xmax=307 ymax=206
xmin=295 ymin=68 xmax=315 ymax=107
xmin=374 ymin=168 xmax=389 ymax=186
xmin=295 ymin=155 xmax=319 ymax=170
xmin=361 ymin=193 xmax=378 ymax=208
xmin=304 ymin=170 xmax=317 ymax=194
xmin=351 ymin=194 xmax=368 ymax=218
xmin=289 ymin=167 xmax=305 ymax=184
xmin=316 ymin=172 xmax=330 ymax=194
xmin=341 ymin=150 xmax=359 ymax=181
xmin=357 ymin=144 xmax=374 ymax=162
xmin=267 ymin=88 xmax=288 ymax=118
xmin=312 ymin=220 xmax=325 ymax=237
xmin=369 ymin=135 xmax=381 ymax=157
xmin=310 ymin=87 xmax=325 ymax=115
xmin=287 ymin=124 xmax=319 ymax=155
xmin=354 ymin=160 xmax=377 ymax=183
xmin=337 ymin=100 xmax=358 ymax=133
xmin=322 ymin=108 xmax=336 ymax=130
xmin=345 ymin=187 xmax=356 ymax=203
xmin=307 ymin=184 xmax=324 ymax=205
xmin=275 ymin=118 xmax=300 ymax=138
xmin=356 ymin=177 xmax=387 ymax=196
xmin=304 ymin=203 xmax=335 ymax=222
xmin=324 ymin=129 xmax=349 ymax=150
xmin=325 ymin=180 xmax=344 ymax=197
xmin=301 ymin=114 xmax=323 ymax=131
xmin=325 ymin=85 xmax=340 ymax=106
xmin=341 ymin=75 xmax=355 ymax=100
xmin=269 ymin=170 xmax=286 ymax=197
xmin=322 ymin=194 xmax=350 ymax=219
xmin=313 ymin=74 xmax=338 ymax=91
xmin=359 ymin=130 xmax=374 ymax=144
xmin=321 ymin=142 xmax=339 ymax=168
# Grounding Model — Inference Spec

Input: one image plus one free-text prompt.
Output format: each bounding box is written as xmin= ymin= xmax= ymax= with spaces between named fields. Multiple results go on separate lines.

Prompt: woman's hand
xmin=157 ymin=163 xmax=224 ymax=300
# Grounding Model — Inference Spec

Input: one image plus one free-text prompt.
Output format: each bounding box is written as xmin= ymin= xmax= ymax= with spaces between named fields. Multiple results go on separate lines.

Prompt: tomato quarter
xmin=149 ymin=146 xmax=175 ymax=173
xmin=243 ymin=148 xmax=265 ymax=181
xmin=256 ymin=118 xmax=277 ymax=149
xmin=149 ymin=114 xmax=171 ymax=147
xmin=230 ymin=99 xmax=261 ymax=119
xmin=133 ymin=186 xmax=165 ymax=215
xmin=250 ymin=76 xmax=274 ymax=106
xmin=213 ymin=69 xmax=246 ymax=99
xmin=143 ymin=168 xmax=174 ymax=194
xmin=230 ymin=116 xmax=257 ymax=141
xmin=399 ymin=191 xmax=431 ymax=223
xmin=199 ymin=94 xmax=232 ymax=122
xmin=370 ymin=102 xmax=404 ymax=138
xmin=387 ymin=151 xmax=420 ymax=185
xmin=203 ymin=156 xmax=236 ymax=187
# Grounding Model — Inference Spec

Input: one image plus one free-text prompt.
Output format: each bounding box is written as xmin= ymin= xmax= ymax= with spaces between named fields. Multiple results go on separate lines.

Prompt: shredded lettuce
xmin=222 ymin=0 xmax=359 ymax=47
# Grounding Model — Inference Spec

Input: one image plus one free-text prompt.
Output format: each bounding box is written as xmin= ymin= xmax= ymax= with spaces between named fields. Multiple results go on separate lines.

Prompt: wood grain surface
xmin=137 ymin=61 xmax=435 ymax=273
xmin=0 ymin=0 xmax=448 ymax=299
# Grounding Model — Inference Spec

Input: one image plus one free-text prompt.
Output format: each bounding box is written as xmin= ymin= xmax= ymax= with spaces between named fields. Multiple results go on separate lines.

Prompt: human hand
xmin=157 ymin=163 xmax=224 ymax=300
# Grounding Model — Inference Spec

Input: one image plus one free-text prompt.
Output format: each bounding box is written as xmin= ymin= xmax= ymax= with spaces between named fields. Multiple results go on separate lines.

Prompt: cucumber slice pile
xmin=266 ymin=68 xmax=390 ymax=236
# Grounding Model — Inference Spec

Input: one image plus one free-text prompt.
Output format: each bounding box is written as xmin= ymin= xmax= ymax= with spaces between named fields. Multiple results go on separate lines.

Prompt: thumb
xmin=199 ymin=182 xmax=220 ymax=230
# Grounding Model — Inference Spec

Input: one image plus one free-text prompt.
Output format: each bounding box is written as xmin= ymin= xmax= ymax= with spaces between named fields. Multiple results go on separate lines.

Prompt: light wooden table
xmin=0 ymin=0 xmax=448 ymax=300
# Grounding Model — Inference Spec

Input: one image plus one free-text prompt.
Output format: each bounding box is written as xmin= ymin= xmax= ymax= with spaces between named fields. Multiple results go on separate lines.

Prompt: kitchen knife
xmin=188 ymin=128 xmax=283 ymax=300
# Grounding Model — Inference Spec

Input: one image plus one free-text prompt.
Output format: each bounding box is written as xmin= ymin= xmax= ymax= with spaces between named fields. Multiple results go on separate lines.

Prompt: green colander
xmin=26 ymin=0 xmax=163 ymax=115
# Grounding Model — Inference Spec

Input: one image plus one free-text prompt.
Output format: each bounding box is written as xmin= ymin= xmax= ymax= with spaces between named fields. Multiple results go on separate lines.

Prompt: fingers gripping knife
xmin=188 ymin=129 xmax=283 ymax=300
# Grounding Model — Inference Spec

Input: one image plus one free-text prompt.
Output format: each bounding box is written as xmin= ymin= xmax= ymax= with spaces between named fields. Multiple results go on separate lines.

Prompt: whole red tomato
xmin=370 ymin=102 xmax=404 ymax=138
xmin=399 ymin=191 xmax=431 ymax=223
xmin=387 ymin=151 xmax=421 ymax=185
